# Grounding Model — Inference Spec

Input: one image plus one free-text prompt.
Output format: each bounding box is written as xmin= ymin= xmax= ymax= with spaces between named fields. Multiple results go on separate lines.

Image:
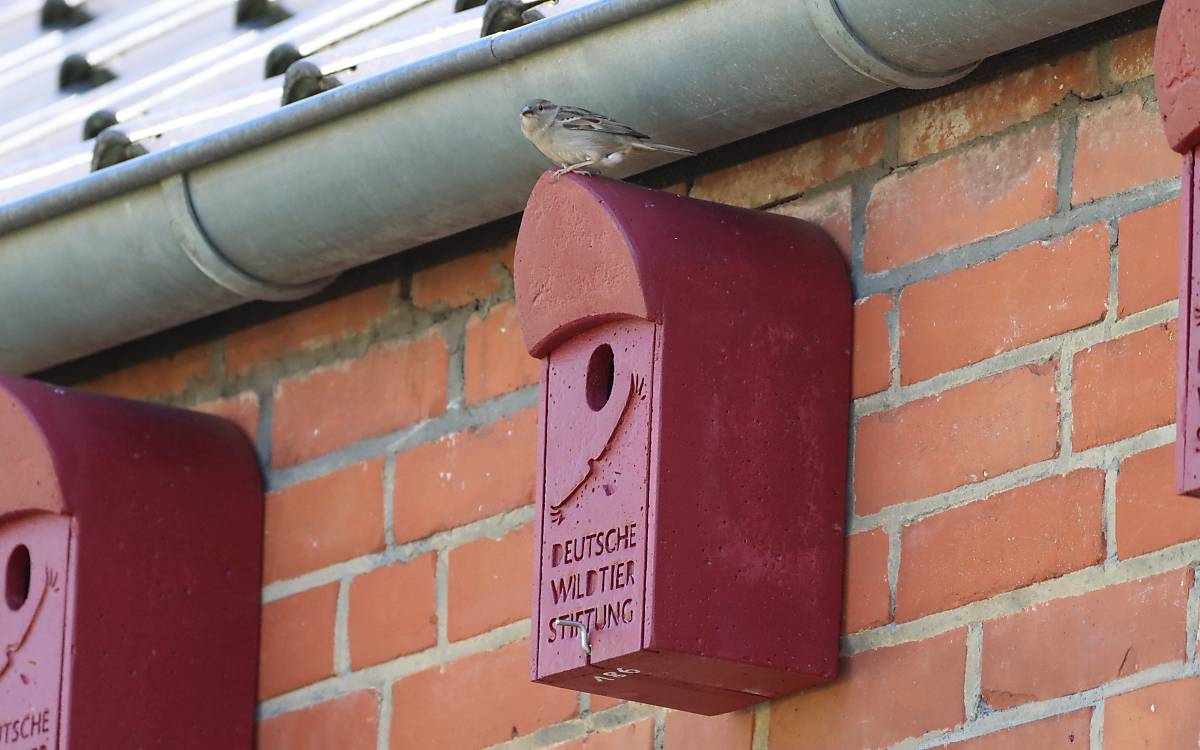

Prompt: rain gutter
xmin=0 ymin=0 xmax=1152 ymax=373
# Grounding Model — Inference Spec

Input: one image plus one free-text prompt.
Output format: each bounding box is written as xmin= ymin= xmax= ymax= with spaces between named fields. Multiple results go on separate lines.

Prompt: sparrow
xmin=519 ymin=98 xmax=694 ymax=177
xmin=480 ymin=0 xmax=556 ymax=36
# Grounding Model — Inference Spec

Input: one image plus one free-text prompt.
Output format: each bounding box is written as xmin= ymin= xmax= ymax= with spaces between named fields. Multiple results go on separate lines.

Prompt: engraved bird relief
xmin=548 ymin=372 xmax=646 ymax=525
xmin=0 ymin=567 xmax=59 ymax=683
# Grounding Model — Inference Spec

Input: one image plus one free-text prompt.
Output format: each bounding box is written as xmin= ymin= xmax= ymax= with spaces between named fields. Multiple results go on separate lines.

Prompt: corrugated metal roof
xmin=0 ymin=0 xmax=592 ymax=205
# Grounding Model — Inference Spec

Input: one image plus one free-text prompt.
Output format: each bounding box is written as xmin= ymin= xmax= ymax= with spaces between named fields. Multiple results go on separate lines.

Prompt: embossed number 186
xmin=593 ymin=667 xmax=639 ymax=683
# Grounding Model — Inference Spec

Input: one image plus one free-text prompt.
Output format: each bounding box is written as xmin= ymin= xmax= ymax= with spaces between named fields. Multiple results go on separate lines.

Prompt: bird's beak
xmin=521 ymin=105 xmax=534 ymax=117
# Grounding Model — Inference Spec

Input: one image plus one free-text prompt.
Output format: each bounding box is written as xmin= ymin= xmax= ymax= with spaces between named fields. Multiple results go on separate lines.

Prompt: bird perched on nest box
xmin=519 ymin=98 xmax=694 ymax=177
xmin=481 ymin=0 xmax=555 ymax=36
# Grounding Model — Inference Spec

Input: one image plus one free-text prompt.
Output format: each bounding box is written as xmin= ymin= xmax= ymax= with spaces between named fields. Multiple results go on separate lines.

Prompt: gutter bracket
xmin=803 ymin=0 xmax=978 ymax=89
xmin=161 ymin=174 xmax=335 ymax=302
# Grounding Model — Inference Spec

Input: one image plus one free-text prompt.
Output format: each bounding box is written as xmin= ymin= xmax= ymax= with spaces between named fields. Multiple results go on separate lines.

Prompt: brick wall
xmin=67 ymin=16 xmax=1199 ymax=750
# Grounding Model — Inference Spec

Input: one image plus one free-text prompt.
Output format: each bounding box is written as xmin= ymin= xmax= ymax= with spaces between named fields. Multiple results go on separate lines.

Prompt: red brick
xmin=263 ymin=460 xmax=386 ymax=583
xmin=257 ymin=690 xmax=379 ymax=750
xmin=589 ymin=693 xmax=626 ymax=713
xmin=945 ymin=710 xmax=1092 ymax=749
xmin=844 ymin=528 xmax=891 ymax=633
xmin=393 ymin=409 xmax=537 ymax=543
xmin=348 ymin=553 xmax=437 ymax=669
xmin=865 ymin=124 xmax=1058 ymax=272
xmin=900 ymin=50 xmax=1099 ymax=162
xmin=1118 ymin=199 xmax=1180 ymax=317
xmin=1109 ymin=27 xmax=1157 ymax=84
xmin=272 ymin=332 xmax=448 ymax=467
xmin=193 ymin=391 xmax=259 ymax=443
xmin=447 ymin=523 xmax=533 ymax=641
xmin=259 ymin=584 xmax=339 ymax=699
xmin=555 ymin=721 xmax=656 ymax=750
xmin=389 ymin=640 xmax=577 ymax=749
xmin=465 ymin=302 xmax=540 ymax=404
xmin=982 ymin=569 xmax=1191 ymax=709
xmin=225 ymin=283 xmax=395 ymax=378
xmin=1073 ymin=93 xmax=1180 ymax=205
xmin=1072 ymin=321 xmax=1176 ymax=450
xmin=664 ymin=709 xmax=753 ymax=750
xmin=771 ymin=186 xmax=853 ymax=264
xmin=771 ymin=629 xmax=966 ymax=750
xmin=1104 ymin=677 xmax=1200 ymax=748
xmin=900 ymin=224 xmax=1109 ymax=383
xmin=691 ymin=120 xmax=886 ymax=209
xmin=851 ymin=295 xmax=892 ymax=398
xmin=896 ymin=470 xmax=1105 ymax=622
xmin=411 ymin=241 xmax=512 ymax=309
xmin=1117 ymin=445 xmax=1200 ymax=558
xmin=82 ymin=343 xmax=212 ymax=400
xmin=855 ymin=365 xmax=1059 ymax=514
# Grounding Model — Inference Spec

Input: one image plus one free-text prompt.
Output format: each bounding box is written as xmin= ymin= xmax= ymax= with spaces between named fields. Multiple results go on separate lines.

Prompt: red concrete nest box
xmin=514 ymin=173 xmax=852 ymax=714
xmin=1155 ymin=0 xmax=1200 ymax=495
xmin=0 ymin=377 xmax=263 ymax=748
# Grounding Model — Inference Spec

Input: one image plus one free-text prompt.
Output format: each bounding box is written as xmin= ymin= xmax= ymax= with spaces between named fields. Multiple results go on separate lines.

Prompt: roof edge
xmin=0 ymin=0 xmax=682 ymax=235
xmin=0 ymin=0 xmax=1151 ymax=374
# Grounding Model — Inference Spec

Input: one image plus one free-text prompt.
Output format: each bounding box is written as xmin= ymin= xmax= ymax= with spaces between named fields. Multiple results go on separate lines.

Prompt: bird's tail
xmin=634 ymin=142 xmax=695 ymax=156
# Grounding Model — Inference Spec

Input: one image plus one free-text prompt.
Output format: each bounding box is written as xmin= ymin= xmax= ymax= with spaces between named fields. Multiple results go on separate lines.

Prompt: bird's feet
xmin=551 ymin=166 xmax=593 ymax=181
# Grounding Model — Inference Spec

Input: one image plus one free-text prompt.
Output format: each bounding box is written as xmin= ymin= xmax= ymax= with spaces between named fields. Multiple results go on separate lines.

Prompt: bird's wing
xmin=555 ymin=105 xmax=651 ymax=140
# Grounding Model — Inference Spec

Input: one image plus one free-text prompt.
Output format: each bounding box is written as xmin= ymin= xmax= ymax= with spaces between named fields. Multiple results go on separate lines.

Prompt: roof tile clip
xmin=59 ymin=52 xmax=115 ymax=92
xmin=92 ymin=129 xmax=147 ymax=171
xmin=41 ymin=0 xmax=92 ymax=30
xmin=281 ymin=60 xmax=341 ymax=105
xmin=236 ymin=0 xmax=292 ymax=29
